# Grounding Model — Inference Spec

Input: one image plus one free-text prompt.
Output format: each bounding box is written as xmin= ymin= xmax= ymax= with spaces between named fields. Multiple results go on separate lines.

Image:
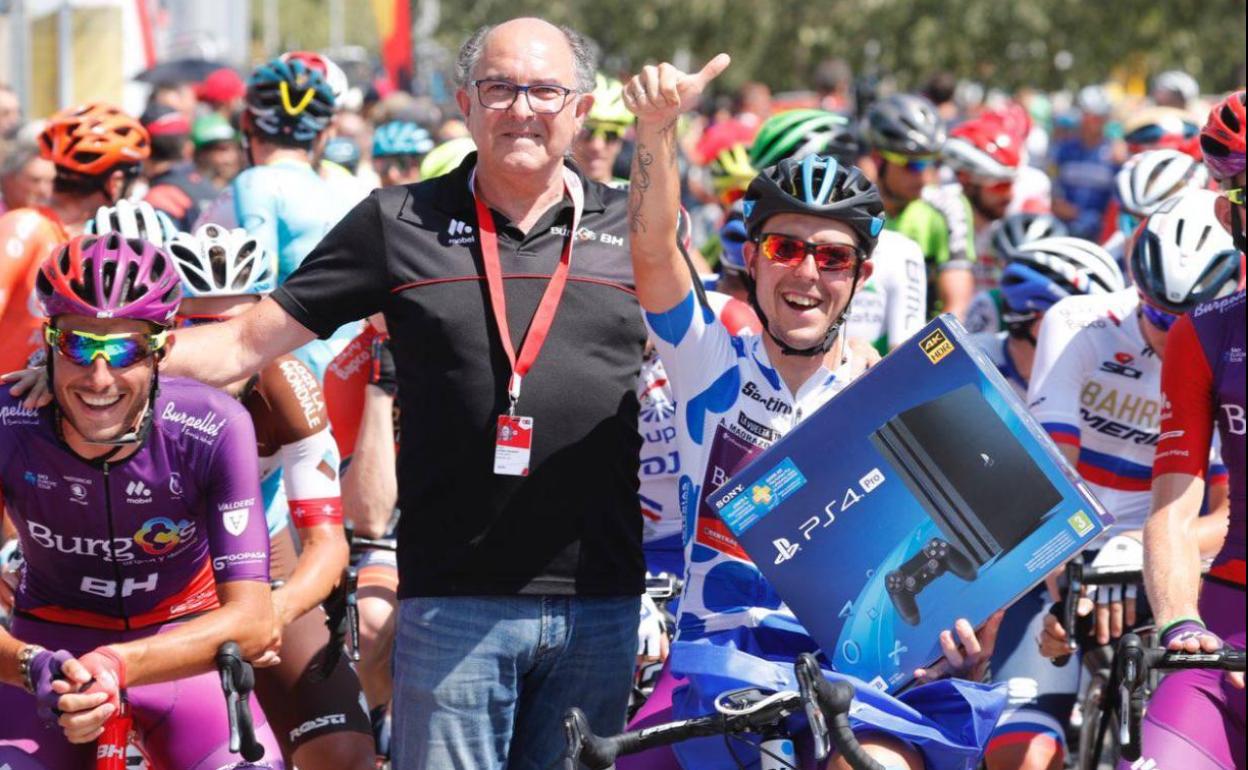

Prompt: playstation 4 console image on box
xmin=710 ymin=317 xmax=1110 ymax=691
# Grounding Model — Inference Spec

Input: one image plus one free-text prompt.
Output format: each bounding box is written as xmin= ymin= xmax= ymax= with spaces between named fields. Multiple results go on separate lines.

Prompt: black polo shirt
xmin=273 ymin=155 xmax=646 ymax=597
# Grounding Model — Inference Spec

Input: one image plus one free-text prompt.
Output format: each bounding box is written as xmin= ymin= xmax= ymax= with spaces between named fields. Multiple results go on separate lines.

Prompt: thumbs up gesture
xmin=623 ymin=54 xmax=731 ymax=127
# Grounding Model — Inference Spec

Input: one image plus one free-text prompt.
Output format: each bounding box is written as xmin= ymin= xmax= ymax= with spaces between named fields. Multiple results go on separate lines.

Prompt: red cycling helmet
xmin=1200 ymin=90 xmax=1246 ymax=181
xmin=988 ymin=103 xmax=1032 ymax=150
xmin=943 ymin=114 xmax=1021 ymax=181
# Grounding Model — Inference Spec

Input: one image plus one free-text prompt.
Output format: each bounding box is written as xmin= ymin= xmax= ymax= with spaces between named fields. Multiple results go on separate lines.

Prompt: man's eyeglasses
xmin=472 ymin=79 xmax=578 ymax=114
xmin=1224 ymin=187 xmax=1245 ymax=206
xmin=757 ymin=233 xmax=864 ymax=273
xmin=878 ymin=150 xmax=939 ymax=173
xmin=45 ymin=327 xmax=167 ymax=369
xmin=579 ymin=124 xmax=627 ymax=143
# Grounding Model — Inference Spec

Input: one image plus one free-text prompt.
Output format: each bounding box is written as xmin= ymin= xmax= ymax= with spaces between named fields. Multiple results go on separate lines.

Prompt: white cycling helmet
xmin=1152 ymin=70 xmax=1200 ymax=105
xmin=1115 ymin=149 xmax=1208 ymax=218
xmin=85 ymin=200 xmax=179 ymax=248
xmin=167 ymin=223 xmax=277 ymax=298
xmin=1005 ymin=237 xmax=1125 ymax=310
xmin=1129 ymin=189 xmax=1240 ymax=315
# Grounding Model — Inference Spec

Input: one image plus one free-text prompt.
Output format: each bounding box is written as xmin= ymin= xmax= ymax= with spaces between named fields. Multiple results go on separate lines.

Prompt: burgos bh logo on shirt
xmin=133 ymin=517 xmax=198 ymax=556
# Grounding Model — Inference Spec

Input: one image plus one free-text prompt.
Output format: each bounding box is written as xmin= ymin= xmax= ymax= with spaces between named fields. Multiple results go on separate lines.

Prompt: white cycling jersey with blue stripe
xmin=645 ymin=288 xmax=855 ymax=652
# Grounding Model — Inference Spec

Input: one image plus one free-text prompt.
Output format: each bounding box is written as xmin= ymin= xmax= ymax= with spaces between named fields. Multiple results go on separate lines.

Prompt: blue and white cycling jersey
xmin=196 ymin=159 xmax=360 ymax=381
xmin=647 ymin=290 xmax=855 ymax=650
xmin=647 ymin=289 xmax=1006 ymax=770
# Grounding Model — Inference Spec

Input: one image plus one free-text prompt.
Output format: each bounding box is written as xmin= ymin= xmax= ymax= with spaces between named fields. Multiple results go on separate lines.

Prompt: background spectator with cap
xmin=191 ymin=113 xmax=242 ymax=188
xmin=196 ymin=67 xmax=248 ymax=118
xmin=1050 ymin=84 xmax=1119 ymax=239
xmin=0 ymin=139 xmax=54 ymax=215
xmin=141 ymin=104 xmax=219 ymax=231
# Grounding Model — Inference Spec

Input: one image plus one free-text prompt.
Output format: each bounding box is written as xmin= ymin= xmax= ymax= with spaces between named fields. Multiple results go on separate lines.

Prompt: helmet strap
xmin=1005 ymin=312 xmax=1039 ymax=346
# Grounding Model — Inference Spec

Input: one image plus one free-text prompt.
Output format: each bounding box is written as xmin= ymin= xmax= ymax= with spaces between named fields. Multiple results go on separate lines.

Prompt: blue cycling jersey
xmin=196 ymin=159 xmax=360 ymax=381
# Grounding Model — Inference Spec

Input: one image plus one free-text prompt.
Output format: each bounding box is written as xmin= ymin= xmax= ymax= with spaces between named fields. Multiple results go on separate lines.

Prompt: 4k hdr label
xmin=920 ymin=329 xmax=955 ymax=364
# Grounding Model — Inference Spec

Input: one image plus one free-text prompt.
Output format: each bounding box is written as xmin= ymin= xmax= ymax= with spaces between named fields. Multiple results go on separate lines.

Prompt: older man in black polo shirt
xmin=154 ymin=17 xmax=646 ymax=770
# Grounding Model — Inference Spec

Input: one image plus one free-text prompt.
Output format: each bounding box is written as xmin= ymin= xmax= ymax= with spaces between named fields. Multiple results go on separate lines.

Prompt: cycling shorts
xmin=355 ymin=543 xmax=399 ymax=594
xmin=0 ymin=615 xmax=285 ymax=769
xmin=254 ymin=529 xmax=371 ymax=752
xmin=1131 ymin=581 xmax=1245 ymax=770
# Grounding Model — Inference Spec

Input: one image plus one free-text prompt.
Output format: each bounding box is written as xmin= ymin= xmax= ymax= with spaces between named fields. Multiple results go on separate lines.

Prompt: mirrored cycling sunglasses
xmin=1224 ymin=187 xmax=1245 ymax=206
xmin=580 ymin=124 xmax=627 ymax=143
xmin=878 ymin=150 xmax=939 ymax=172
xmin=178 ymin=314 xmax=230 ymax=328
xmin=1141 ymin=302 xmax=1179 ymax=332
xmin=44 ymin=327 xmax=167 ymax=368
xmin=757 ymin=233 xmax=864 ymax=273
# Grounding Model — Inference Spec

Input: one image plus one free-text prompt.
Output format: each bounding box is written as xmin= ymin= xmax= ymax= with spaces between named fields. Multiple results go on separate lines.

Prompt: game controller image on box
xmin=710 ymin=317 xmax=1111 ymax=691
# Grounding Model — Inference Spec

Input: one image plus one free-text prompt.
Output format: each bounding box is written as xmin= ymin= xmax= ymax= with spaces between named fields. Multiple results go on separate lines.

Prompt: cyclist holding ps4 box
xmin=621 ymin=53 xmax=1005 ymax=770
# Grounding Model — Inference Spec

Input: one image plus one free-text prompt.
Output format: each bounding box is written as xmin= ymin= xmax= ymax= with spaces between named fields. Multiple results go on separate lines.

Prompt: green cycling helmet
xmin=750 ymin=109 xmax=859 ymax=168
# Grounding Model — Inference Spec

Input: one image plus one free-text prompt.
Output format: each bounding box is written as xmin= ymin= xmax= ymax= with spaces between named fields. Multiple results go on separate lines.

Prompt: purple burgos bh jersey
xmin=0 ymin=378 xmax=270 ymax=630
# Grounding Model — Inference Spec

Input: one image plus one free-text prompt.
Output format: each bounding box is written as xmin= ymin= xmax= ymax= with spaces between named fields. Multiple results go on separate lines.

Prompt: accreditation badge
xmin=494 ymin=414 xmax=534 ymax=476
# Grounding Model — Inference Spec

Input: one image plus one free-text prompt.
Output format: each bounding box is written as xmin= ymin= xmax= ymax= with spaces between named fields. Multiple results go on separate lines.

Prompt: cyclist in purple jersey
xmin=1139 ymin=90 xmax=1247 ymax=770
xmin=0 ymin=233 xmax=282 ymax=769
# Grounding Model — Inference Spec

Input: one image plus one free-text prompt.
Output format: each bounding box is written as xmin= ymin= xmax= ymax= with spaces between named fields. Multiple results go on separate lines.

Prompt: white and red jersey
xmin=1028 ymin=289 xmax=1227 ymax=537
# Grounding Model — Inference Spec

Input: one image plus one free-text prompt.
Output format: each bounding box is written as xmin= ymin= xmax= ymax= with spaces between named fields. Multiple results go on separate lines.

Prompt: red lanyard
xmin=472 ymin=167 xmax=585 ymax=414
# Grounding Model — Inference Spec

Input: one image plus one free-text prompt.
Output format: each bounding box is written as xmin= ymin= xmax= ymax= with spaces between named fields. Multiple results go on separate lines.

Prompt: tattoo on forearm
xmin=662 ymin=119 xmax=679 ymax=168
xmin=629 ymin=145 xmax=654 ymax=234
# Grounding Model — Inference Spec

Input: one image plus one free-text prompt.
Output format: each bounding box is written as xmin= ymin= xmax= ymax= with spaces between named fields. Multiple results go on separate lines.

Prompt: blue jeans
xmin=391 ymin=595 xmax=639 ymax=770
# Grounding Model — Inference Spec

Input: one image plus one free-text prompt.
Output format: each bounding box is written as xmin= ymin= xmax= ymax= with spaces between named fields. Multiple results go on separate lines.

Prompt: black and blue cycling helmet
xmin=245 ymin=56 xmax=335 ymax=145
xmin=741 ymin=154 xmax=885 ymax=357
xmin=742 ymin=154 xmax=885 ymax=253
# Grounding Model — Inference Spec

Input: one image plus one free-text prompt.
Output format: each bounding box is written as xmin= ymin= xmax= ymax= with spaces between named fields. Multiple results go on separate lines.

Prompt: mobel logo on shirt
xmin=446 ymin=218 xmax=475 ymax=246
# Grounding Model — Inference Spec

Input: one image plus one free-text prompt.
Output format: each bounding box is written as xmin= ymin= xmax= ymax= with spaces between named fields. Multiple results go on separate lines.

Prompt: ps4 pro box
xmin=708 ymin=316 xmax=1110 ymax=692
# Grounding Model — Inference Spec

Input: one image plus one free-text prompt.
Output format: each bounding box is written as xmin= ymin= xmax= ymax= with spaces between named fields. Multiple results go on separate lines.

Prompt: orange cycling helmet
xmin=38 ymin=103 xmax=151 ymax=176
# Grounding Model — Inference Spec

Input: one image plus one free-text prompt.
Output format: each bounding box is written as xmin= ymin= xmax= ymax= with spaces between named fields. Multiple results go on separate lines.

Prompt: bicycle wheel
xmin=1075 ymin=672 xmax=1116 ymax=770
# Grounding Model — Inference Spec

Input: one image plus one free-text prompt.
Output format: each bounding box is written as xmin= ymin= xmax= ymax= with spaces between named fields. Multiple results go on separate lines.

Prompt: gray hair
xmin=456 ymin=22 xmax=597 ymax=94
xmin=0 ymin=139 xmax=42 ymax=179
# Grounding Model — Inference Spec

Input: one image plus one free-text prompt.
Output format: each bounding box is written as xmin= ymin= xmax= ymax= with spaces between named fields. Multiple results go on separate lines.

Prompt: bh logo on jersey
xmin=133 ymin=517 xmax=197 ymax=556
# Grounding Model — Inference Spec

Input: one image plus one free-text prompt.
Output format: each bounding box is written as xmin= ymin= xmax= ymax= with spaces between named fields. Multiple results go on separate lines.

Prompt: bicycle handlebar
xmin=562 ymin=654 xmax=884 ymax=770
xmin=1116 ymin=632 xmax=1246 ymax=761
xmin=317 ymin=566 xmax=361 ymax=679
xmin=1052 ymin=561 xmax=1145 ymax=667
xmin=215 ymin=641 xmax=265 ymax=763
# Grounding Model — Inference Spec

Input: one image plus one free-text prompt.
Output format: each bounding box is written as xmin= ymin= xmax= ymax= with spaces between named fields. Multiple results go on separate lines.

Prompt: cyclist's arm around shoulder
xmin=261 ymin=357 xmax=349 ymax=626
xmin=164 ymin=296 xmax=316 ymax=388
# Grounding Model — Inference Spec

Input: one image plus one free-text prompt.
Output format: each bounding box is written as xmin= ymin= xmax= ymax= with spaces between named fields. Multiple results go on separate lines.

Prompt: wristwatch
xmin=17 ymin=644 xmax=45 ymax=693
